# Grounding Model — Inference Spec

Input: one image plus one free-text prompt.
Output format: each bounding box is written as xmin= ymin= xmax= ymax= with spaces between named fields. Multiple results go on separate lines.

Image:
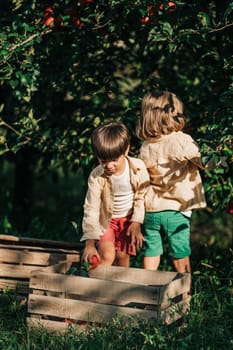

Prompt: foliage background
xmin=0 ymin=0 xmax=232 ymax=261
xmin=0 ymin=2 xmax=232 ymax=348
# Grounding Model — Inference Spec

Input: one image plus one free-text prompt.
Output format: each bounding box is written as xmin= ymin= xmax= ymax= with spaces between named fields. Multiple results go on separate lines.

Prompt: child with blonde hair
xmin=137 ymin=90 xmax=206 ymax=273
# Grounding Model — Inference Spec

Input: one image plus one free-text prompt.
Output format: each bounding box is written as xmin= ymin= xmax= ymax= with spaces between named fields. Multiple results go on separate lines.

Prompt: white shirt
xmin=111 ymin=159 xmax=134 ymax=218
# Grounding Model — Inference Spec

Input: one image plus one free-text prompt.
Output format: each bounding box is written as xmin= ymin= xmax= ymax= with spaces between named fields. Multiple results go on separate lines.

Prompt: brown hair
xmin=91 ymin=122 xmax=130 ymax=160
xmin=136 ymin=91 xmax=185 ymax=140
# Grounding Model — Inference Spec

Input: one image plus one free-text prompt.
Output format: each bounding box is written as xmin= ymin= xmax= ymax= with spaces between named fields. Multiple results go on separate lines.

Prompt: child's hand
xmin=126 ymin=222 xmax=144 ymax=250
xmin=82 ymin=240 xmax=101 ymax=264
xmin=80 ymin=254 xmax=100 ymax=276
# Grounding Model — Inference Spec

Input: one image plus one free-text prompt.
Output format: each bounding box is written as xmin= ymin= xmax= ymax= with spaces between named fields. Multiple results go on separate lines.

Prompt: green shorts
xmin=142 ymin=211 xmax=191 ymax=258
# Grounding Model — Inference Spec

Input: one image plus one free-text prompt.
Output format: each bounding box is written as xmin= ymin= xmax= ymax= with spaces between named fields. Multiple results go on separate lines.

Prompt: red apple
xmin=225 ymin=203 xmax=233 ymax=214
xmin=71 ymin=16 xmax=82 ymax=27
xmin=140 ymin=16 xmax=150 ymax=24
xmin=168 ymin=1 xmax=177 ymax=13
xmin=43 ymin=16 xmax=55 ymax=26
xmin=89 ymin=255 xmax=100 ymax=270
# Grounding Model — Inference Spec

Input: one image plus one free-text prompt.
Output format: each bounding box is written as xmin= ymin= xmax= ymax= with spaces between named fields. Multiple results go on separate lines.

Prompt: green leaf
xmin=160 ymin=22 xmax=173 ymax=36
xmin=168 ymin=42 xmax=177 ymax=52
xmin=0 ymin=49 xmax=9 ymax=56
xmin=9 ymin=80 xmax=18 ymax=88
xmin=70 ymin=221 xmax=78 ymax=232
xmin=197 ymin=12 xmax=210 ymax=27
xmin=223 ymin=3 xmax=233 ymax=20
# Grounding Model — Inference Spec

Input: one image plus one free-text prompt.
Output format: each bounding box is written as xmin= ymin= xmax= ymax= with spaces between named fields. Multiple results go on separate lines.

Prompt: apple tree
xmin=0 ymin=0 xmax=232 ymax=232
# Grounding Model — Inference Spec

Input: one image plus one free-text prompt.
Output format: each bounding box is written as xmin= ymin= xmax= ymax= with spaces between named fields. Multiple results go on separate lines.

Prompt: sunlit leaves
xmin=0 ymin=0 xmax=232 ymax=209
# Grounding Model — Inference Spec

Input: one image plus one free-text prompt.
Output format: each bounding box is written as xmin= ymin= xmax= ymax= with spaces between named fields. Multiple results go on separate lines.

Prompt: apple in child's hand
xmin=89 ymin=255 xmax=100 ymax=270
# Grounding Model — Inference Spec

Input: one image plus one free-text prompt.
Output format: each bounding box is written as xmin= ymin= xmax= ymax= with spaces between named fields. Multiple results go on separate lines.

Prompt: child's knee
xmin=99 ymin=242 xmax=115 ymax=265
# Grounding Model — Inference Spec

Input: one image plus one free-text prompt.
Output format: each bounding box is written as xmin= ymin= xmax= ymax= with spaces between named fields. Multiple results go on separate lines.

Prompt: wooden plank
xmin=0 ymin=263 xmax=42 ymax=279
xmin=162 ymin=273 xmax=191 ymax=301
xmin=0 ymin=234 xmax=84 ymax=250
xmin=29 ymin=271 xmax=163 ymax=306
xmin=160 ymin=296 xmax=191 ymax=325
xmin=42 ymin=261 xmax=73 ymax=274
xmin=0 ymin=278 xmax=29 ymax=293
xmin=0 ymin=265 xmax=76 ymax=296
xmin=0 ymin=263 xmax=72 ymax=279
xmin=0 ymin=243 xmax=81 ymax=255
xmin=89 ymin=265 xmax=178 ymax=285
xmin=0 ymin=248 xmax=80 ymax=265
xmin=27 ymin=317 xmax=88 ymax=334
xmin=27 ymin=297 xmax=190 ymax=332
xmin=0 ymin=261 xmax=76 ymax=281
xmin=28 ymin=294 xmax=158 ymax=324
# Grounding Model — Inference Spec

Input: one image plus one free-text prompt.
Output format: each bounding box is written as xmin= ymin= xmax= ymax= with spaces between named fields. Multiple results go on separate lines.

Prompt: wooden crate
xmin=27 ymin=265 xmax=191 ymax=333
xmin=0 ymin=235 xmax=82 ymax=299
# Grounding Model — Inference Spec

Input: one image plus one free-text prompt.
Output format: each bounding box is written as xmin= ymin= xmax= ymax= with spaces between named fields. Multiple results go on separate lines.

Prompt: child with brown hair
xmin=80 ymin=122 xmax=150 ymax=267
xmin=136 ymin=90 xmax=207 ymax=273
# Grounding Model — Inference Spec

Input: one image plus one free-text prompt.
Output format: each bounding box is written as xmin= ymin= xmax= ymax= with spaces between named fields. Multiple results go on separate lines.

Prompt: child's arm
xmin=127 ymin=159 xmax=150 ymax=251
xmin=130 ymin=159 xmax=150 ymax=225
xmin=81 ymin=169 xmax=104 ymax=242
xmin=183 ymin=135 xmax=217 ymax=170
xmin=126 ymin=222 xmax=144 ymax=250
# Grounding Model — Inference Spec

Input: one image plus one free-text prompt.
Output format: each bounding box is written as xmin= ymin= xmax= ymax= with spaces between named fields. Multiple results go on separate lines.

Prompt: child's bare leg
xmin=98 ymin=241 xmax=116 ymax=265
xmin=143 ymin=256 xmax=160 ymax=270
xmin=172 ymin=256 xmax=192 ymax=294
xmin=172 ymin=256 xmax=191 ymax=273
xmin=114 ymin=250 xmax=130 ymax=267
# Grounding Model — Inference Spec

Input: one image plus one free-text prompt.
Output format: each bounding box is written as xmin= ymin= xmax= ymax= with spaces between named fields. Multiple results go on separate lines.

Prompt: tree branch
xmin=10 ymin=29 xmax=52 ymax=51
xmin=208 ymin=22 xmax=233 ymax=33
xmin=0 ymin=119 xmax=31 ymax=141
xmin=0 ymin=28 xmax=52 ymax=65
xmin=92 ymin=19 xmax=111 ymax=30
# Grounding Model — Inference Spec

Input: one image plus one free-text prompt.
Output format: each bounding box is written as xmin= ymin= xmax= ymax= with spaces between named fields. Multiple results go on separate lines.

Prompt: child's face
xmin=98 ymin=154 xmax=126 ymax=176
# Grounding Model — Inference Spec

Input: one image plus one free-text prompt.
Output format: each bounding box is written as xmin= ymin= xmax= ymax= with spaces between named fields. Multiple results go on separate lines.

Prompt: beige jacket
xmin=81 ymin=156 xmax=150 ymax=241
xmin=139 ymin=131 xmax=207 ymax=212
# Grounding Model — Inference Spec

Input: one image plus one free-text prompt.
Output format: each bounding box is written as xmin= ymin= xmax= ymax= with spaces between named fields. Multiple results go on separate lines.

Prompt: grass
xmin=0 ymin=256 xmax=232 ymax=350
xmin=0 ymin=161 xmax=232 ymax=349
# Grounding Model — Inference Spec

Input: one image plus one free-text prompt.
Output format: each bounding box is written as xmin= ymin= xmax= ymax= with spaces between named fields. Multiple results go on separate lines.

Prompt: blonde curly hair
xmin=136 ymin=91 xmax=185 ymax=140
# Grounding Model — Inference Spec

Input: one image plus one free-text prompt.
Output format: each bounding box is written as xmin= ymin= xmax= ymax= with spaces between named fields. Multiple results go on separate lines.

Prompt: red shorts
xmin=98 ymin=216 xmax=136 ymax=256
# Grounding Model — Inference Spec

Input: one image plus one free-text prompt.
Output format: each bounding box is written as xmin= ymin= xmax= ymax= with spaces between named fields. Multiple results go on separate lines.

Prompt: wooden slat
xmin=28 ymin=294 xmax=158 ymax=324
xmin=0 ymin=263 xmax=71 ymax=279
xmin=29 ymin=271 xmax=163 ymax=306
xmin=89 ymin=265 xmax=178 ymax=285
xmin=0 ymin=263 xmax=42 ymax=279
xmin=163 ymin=274 xmax=191 ymax=301
xmin=0 ymin=248 xmax=80 ymax=266
xmin=27 ymin=296 xmax=190 ymax=332
xmin=0 ymin=243 xmax=81 ymax=255
xmin=0 ymin=234 xmax=84 ymax=250
xmin=0 ymin=278 xmax=29 ymax=293
xmin=27 ymin=317 xmax=88 ymax=334
xmin=160 ymin=296 xmax=191 ymax=325
xmin=0 ymin=262 xmax=73 ymax=295
xmin=42 ymin=261 xmax=73 ymax=274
